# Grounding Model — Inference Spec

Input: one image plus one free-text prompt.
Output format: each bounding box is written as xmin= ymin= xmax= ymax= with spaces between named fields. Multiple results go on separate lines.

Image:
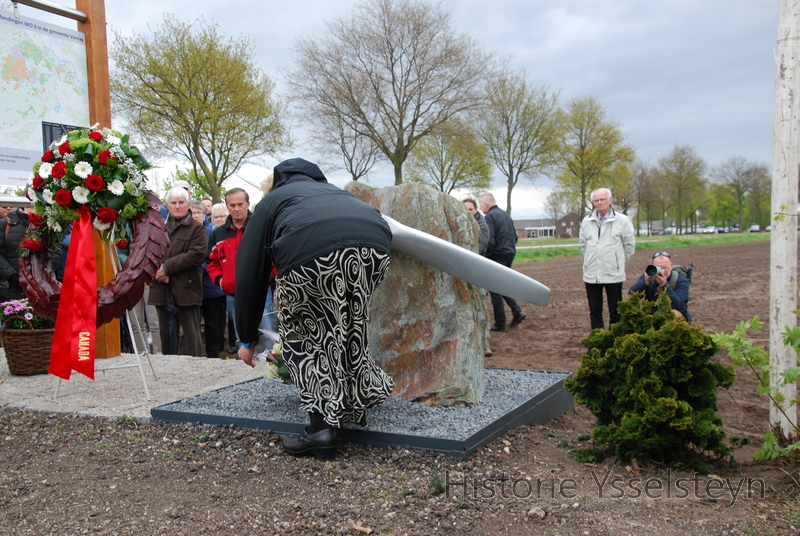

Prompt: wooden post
xmin=769 ymin=0 xmax=799 ymax=437
xmin=77 ymin=0 xmax=120 ymax=359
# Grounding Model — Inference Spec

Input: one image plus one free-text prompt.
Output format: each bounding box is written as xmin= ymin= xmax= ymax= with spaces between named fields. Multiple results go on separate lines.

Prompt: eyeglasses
xmin=652 ymin=251 xmax=671 ymax=259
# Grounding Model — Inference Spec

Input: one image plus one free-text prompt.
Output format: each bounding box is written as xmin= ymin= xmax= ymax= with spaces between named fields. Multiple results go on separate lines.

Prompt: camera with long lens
xmin=645 ymin=264 xmax=663 ymax=277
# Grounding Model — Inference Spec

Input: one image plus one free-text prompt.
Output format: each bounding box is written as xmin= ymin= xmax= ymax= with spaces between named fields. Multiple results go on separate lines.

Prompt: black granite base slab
xmin=151 ymin=367 xmax=574 ymax=459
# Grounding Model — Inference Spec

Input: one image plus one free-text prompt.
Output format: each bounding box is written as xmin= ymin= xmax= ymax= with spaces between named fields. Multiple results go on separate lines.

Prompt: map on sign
xmin=0 ymin=10 xmax=90 ymax=189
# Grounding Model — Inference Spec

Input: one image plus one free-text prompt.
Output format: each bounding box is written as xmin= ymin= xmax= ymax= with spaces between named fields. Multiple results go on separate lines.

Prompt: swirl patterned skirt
xmin=276 ymin=246 xmax=395 ymax=427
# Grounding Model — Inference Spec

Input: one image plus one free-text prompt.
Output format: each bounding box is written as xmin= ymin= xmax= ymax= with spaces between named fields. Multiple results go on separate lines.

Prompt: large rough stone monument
xmin=346 ymin=182 xmax=490 ymax=406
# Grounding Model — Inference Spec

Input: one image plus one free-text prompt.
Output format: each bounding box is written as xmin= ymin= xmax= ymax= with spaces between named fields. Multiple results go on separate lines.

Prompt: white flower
xmin=106 ymin=134 xmax=121 ymax=145
xmin=272 ymin=343 xmax=282 ymax=357
xmin=26 ymin=187 xmax=36 ymax=200
xmin=73 ymin=186 xmax=90 ymax=204
xmin=50 ymin=220 xmax=62 ymax=233
xmin=90 ymin=123 xmax=100 ymax=130
xmin=265 ymin=362 xmax=280 ymax=380
xmin=110 ymin=146 xmax=126 ymax=160
xmin=38 ymin=162 xmax=53 ymax=178
xmin=93 ymin=218 xmax=111 ymax=231
xmin=74 ymin=161 xmax=92 ymax=179
xmin=57 ymin=135 xmax=67 ymax=145
xmin=108 ymin=180 xmax=125 ymax=195
xmin=42 ymin=189 xmax=54 ymax=204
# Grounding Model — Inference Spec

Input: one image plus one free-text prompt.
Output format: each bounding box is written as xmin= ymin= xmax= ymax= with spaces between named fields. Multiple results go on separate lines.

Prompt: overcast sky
xmin=9 ymin=0 xmax=780 ymax=217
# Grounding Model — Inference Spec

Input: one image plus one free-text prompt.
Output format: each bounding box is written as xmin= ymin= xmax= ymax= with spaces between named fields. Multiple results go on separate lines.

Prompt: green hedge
xmin=565 ymin=291 xmax=735 ymax=471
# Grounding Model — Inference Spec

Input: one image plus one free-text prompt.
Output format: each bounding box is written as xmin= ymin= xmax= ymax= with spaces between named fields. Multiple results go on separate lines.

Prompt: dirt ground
xmin=1 ymin=239 xmax=799 ymax=535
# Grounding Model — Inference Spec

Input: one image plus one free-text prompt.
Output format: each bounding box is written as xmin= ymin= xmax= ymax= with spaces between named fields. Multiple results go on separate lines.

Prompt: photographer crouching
xmin=628 ymin=251 xmax=690 ymax=321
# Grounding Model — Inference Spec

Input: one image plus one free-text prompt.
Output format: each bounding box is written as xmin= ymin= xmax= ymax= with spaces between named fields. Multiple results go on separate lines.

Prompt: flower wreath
xmin=17 ymin=126 xmax=168 ymax=327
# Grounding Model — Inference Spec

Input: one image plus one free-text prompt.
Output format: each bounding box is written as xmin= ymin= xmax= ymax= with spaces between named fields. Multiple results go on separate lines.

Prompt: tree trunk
xmin=769 ymin=0 xmax=799 ymax=437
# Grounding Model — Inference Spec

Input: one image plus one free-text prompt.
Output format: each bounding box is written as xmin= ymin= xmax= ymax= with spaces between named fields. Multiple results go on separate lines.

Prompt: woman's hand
xmin=238 ymin=346 xmax=256 ymax=367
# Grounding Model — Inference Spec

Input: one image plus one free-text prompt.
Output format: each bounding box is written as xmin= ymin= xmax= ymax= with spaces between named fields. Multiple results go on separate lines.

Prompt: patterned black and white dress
xmin=277 ymin=246 xmax=395 ymax=428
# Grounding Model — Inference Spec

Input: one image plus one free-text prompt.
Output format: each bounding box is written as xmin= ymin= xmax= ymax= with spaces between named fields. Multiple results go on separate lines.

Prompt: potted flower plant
xmin=0 ymin=298 xmax=56 ymax=375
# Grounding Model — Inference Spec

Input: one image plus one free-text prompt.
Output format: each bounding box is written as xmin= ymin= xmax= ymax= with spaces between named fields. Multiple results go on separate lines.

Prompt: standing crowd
xmin=131 ymin=180 xmax=278 ymax=359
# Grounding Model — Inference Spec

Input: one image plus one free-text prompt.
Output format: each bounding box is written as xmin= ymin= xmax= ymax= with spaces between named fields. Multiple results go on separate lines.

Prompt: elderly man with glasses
xmin=579 ymin=187 xmax=636 ymax=330
xmin=628 ymin=251 xmax=690 ymax=321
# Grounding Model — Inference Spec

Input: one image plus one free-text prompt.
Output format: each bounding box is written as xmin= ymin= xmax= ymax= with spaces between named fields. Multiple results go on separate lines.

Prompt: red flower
xmin=41 ymin=150 xmax=55 ymax=162
xmin=51 ymin=161 xmax=67 ymax=179
xmin=96 ymin=207 xmax=119 ymax=224
xmin=98 ymin=150 xmax=116 ymax=165
xmin=88 ymin=131 xmax=103 ymax=142
xmin=54 ymin=189 xmax=72 ymax=207
xmin=27 ymin=213 xmax=45 ymax=227
xmin=21 ymin=238 xmax=43 ymax=252
xmin=32 ymin=175 xmax=45 ymax=191
xmin=116 ymin=238 xmax=129 ymax=250
xmin=58 ymin=141 xmax=72 ymax=154
xmin=85 ymin=174 xmax=105 ymax=191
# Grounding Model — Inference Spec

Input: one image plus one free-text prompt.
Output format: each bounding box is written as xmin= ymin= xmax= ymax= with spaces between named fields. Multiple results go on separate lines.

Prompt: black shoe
xmin=490 ymin=324 xmax=507 ymax=332
xmin=509 ymin=313 xmax=527 ymax=328
xmin=282 ymin=427 xmax=337 ymax=460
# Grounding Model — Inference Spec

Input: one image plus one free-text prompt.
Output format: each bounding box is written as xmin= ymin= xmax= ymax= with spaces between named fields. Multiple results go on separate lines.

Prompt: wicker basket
xmin=2 ymin=316 xmax=54 ymax=376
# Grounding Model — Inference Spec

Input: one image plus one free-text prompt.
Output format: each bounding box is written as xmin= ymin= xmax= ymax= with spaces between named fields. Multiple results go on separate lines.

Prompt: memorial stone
xmin=346 ymin=182 xmax=490 ymax=406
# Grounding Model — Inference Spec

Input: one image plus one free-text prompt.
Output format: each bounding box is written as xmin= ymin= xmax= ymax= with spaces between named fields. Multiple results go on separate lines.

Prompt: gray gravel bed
xmin=153 ymin=368 xmax=571 ymax=440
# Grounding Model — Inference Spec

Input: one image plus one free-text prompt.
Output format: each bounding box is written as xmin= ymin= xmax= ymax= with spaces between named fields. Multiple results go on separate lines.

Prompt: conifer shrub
xmin=565 ymin=291 xmax=735 ymax=471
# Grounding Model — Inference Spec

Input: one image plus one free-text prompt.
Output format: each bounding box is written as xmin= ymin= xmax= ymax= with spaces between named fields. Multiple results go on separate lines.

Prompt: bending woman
xmin=235 ymin=158 xmax=394 ymax=460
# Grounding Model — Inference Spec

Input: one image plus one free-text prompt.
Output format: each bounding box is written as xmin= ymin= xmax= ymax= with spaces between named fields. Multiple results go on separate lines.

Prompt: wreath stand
xmin=53 ymin=237 xmax=157 ymax=400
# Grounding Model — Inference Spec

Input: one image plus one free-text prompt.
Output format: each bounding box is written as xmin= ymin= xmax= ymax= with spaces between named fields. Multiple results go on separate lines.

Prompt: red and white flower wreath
xmin=18 ymin=126 xmax=168 ymax=327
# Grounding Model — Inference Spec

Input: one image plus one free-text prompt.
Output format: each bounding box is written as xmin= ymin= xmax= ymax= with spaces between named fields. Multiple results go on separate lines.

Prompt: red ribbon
xmin=49 ymin=206 xmax=97 ymax=380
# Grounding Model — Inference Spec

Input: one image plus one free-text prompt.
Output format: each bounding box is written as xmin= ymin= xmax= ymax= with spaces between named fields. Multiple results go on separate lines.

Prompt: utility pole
xmin=769 ymin=0 xmax=799 ymax=437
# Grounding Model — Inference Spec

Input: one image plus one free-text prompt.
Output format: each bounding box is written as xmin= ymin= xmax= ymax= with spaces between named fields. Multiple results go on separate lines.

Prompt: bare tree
xmin=110 ymin=16 xmax=290 ymax=203
xmin=477 ymin=72 xmax=561 ymax=214
xmin=748 ymin=164 xmax=771 ymax=227
xmin=554 ymin=96 xmax=635 ymax=219
xmin=712 ymin=156 xmax=760 ymax=232
xmin=632 ymin=161 xmax=659 ymax=235
xmin=608 ymin=160 xmax=637 ymax=215
xmin=405 ymin=118 xmax=491 ymax=194
xmin=287 ymin=0 xmax=494 ymax=185
xmin=650 ymin=167 xmax=675 ymax=232
xmin=305 ymin=113 xmax=384 ymax=182
xmin=657 ymin=145 xmax=706 ymax=234
xmin=544 ymin=188 xmax=573 ymax=226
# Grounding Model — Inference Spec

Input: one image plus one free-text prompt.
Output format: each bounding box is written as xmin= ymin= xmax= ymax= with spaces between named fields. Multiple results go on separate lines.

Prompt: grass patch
xmin=515 ymin=246 xmax=583 ymax=263
xmin=636 ymin=232 xmax=770 ymax=250
xmin=570 ymin=448 xmax=606 ymax=463
xmin=514 ymin=232 xmax=773 ymax=264
xmin=429 ymin=474 xmax=447 ymax=495
xmin=162 ymin=448 xmax=193 ymax=458
xmin=125 ymin=431 xmax=147 ymax=442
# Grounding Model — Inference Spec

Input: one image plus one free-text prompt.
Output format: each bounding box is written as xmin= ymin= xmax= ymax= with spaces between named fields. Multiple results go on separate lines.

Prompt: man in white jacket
xmin=579 ymin=188 xmax=636 ymax=330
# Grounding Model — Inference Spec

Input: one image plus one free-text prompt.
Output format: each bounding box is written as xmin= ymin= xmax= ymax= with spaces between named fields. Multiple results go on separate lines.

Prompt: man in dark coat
xmin=147 ymin=188 xmax=206 ymax=356
xmin=478 ymin=193 xmax=526 ymax=332
xmin=629 ymin=251 xmax=691 ymax=321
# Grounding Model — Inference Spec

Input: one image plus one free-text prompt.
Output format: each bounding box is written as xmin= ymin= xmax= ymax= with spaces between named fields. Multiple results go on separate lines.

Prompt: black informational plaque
xmin=41 ymin=122 xmax=87 ymax=151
